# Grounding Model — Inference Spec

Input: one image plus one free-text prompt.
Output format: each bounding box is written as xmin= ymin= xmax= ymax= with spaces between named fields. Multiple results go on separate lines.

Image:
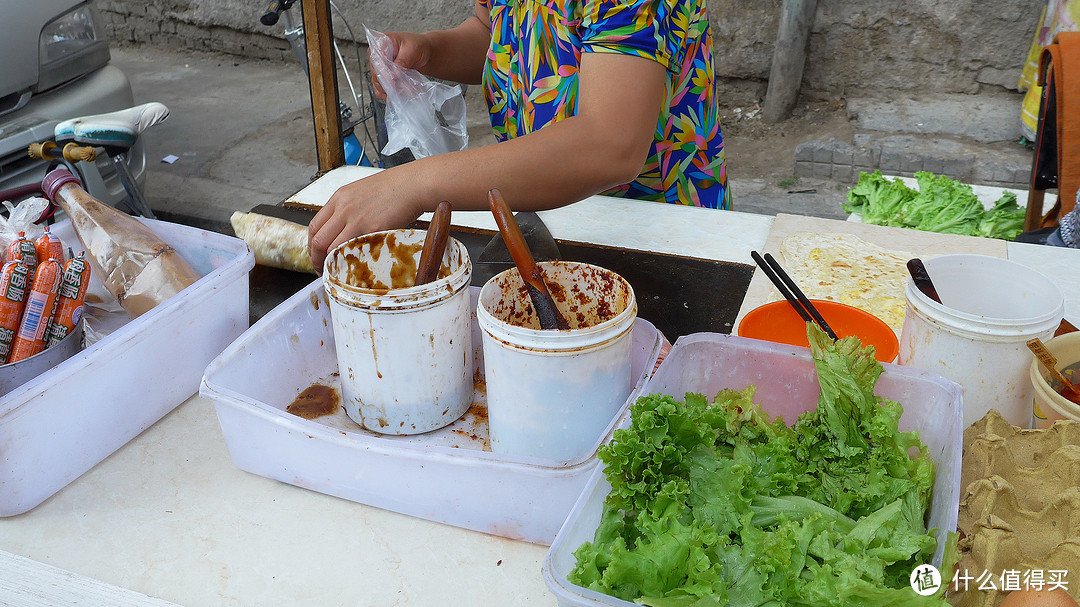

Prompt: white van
xmin=0 ymin=1 xmax=146 ymax=207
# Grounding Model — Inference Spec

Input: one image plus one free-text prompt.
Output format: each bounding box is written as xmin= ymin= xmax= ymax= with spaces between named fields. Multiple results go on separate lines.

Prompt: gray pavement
xmin=111 ymin=44 xmax=1035 ymax=232
xmin=114 ymin=44 xmax=498 ymax=231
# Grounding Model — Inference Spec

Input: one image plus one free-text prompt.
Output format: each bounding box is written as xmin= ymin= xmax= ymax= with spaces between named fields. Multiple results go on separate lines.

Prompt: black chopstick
xmin=750 ymin=251 xmax=813 ymax=323
xmin=750 ymin=250 xmax=839 ymax=341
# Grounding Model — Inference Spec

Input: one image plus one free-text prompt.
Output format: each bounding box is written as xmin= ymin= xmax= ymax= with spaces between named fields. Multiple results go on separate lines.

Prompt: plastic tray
xmin=0 ymin=217 xmax=254 ymax=516
xmin=200 ymin=278 xmax=663 ymax=545
xmin=543 ymin=332 xmax=964 ymax=606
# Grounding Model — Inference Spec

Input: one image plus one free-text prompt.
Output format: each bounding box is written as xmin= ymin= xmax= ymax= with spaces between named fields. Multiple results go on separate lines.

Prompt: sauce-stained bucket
xmin=477 ymin=261 xmax=636 ymax=461
xmin=899 ymin=254 xmax=1063 ymax=428
xmin=1030 ymin=331 xmax=1080 ymax=428
xmin=323 ymin=229 xmax=472 ymax=435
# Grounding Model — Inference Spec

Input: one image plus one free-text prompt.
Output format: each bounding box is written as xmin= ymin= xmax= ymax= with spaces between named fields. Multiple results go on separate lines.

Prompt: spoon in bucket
xmin=487 ymin=188 xmax=568 ymax=330
xmin=1027 ymin=338 xmax=1080 ymax=405
xmin=415 ymin=200 xmax=452 ymax=286
xmin=909 ymin=257 xmax=1080 ymax=337
xmin=906 ymin=258 xmax=942 ymax=304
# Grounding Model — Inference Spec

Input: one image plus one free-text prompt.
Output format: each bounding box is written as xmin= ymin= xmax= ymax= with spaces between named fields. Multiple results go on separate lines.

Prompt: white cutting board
xmin=735 ymin=213 xmax=1009 ymax=331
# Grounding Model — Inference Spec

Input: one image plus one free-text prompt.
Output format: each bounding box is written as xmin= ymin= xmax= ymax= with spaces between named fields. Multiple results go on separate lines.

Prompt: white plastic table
xmin=3 ymin=167 xmax=1080 ymax=606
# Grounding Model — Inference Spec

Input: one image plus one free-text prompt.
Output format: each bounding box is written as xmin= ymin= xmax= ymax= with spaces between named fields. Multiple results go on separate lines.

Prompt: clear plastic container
xmin=0 ymin=217 xmax=254 ymax=516
xmin=43 ymin=167 xmax=202 ymax=317
xmin=200 ymin=279 xmax=663 ymax=545
xmin=543 ymin=332 xmax=964 ymax=606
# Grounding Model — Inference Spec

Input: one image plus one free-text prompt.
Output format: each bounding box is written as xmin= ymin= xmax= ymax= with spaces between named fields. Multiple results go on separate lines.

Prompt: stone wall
xmin=96 ymin=0 xmax=1044 ymax=103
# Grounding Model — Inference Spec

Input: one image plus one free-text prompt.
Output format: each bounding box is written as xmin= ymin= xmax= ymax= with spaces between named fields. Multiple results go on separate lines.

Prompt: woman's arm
xmin=309 ymin=51 xmax=667 ymax=270
xmin=419 ymin=4 xmax=492 ymax=84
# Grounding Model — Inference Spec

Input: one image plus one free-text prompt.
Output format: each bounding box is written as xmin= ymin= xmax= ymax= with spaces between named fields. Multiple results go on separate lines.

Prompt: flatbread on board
xmin=770 ymin=231 xmax=914 ymax=335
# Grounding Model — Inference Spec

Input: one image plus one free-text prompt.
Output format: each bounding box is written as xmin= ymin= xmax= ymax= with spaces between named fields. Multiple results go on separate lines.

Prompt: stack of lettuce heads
xmin=569 ymin=326 xmax=956 ymax=606
xmin=843 ymin=170 xmax=1025 ymax=240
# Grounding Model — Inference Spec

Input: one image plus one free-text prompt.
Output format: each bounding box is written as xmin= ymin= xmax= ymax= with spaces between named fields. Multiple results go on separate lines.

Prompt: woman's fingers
xmin=368 ymin=47 xmax=388 ymax=101
xmin=308 ymin=203 xmax=348 ymax=274
xmin=307 ymin=171 xmax=427 ymax=274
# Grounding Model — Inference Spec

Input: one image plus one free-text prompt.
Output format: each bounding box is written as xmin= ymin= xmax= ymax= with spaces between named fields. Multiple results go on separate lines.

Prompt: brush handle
xmin=487 ymin=189 xmax=568 ymax=330
xmin=415 ymin=201 xmax=451 ymax=285
xmin=907 ymin=258 xmax=942 ymax=304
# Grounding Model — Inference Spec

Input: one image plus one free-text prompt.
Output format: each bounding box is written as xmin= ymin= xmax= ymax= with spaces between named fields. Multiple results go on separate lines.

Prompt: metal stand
xmin=110 ymin=152 xmax=156 ymax=219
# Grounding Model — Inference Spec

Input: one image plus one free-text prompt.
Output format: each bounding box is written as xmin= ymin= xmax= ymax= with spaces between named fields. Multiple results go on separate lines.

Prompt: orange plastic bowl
xmin=738 ymin=299 xmax=899 ymax=363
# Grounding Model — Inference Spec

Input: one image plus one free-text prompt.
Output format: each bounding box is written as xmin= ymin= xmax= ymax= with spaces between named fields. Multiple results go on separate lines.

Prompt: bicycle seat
xmin=54 ymin=102 xmax=170 ymax=149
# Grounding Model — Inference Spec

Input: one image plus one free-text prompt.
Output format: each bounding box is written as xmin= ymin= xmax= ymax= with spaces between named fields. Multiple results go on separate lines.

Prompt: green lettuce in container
xmin=843 ymin=170 xmax=1025 ymax=240
xmin=569 ymin=326 xmax=958 ymax=607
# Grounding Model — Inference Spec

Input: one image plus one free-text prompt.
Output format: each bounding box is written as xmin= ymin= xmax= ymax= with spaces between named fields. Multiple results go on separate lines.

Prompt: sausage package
xmin=9 ymin=258 xmax=62 ymax=362
xmin=0 ymin=261 xmax=31 ymax=363
xmin=41 ymin=168 xmax=200 ymax=317
xmin=34 ymin=226 xmax=65 ymax=267
xmin=46 ymin=253 xmax=90 ymax=348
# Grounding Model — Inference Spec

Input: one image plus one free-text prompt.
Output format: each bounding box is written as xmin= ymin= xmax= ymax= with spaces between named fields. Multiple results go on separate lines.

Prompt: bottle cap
xmin=42 ymin=168 xmax=82 ymax=202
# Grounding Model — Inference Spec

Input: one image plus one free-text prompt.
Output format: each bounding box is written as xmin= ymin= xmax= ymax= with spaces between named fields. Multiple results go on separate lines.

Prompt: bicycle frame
xmin=270 ymin=0 xmax=380 ymax=168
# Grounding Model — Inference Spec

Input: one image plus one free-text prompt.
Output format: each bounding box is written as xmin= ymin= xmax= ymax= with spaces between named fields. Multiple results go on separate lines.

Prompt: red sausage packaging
xmin=8 ymin=258 xmax=62 ymax=362
xmin=0 ymin=261 xmax=31 ymax=363
xmin=45 ymin=253 xmax=90 ymax=348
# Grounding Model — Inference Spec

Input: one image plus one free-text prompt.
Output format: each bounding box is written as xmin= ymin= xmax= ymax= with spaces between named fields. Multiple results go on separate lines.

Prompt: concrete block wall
xmin=97 ymin=0 xmax=1044 ymax=101
xmin=794 ymin=137 xmax=1033 ymax=190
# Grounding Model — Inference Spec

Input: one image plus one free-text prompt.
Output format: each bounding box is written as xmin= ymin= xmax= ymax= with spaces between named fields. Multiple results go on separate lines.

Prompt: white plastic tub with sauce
xmin=477 ymin=261 xmax=637 ymax=461
xmin=323 ymin=229 xmax=472 ymax=435
xmin=200 ymin=279 xmax=663 ymax=544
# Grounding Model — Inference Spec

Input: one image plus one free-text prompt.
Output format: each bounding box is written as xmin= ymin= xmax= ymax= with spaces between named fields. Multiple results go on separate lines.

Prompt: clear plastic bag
xmin=0 ymin=197 xmax=51 ymax=253
xmin=365 ymin=26 xmax=468 ymax=159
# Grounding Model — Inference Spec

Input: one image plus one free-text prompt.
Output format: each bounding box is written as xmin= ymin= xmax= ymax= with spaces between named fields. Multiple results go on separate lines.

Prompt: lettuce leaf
xmin=843 ymin=171 xmax=914 ymax=227
xmin=906 ymin=172 xmax=984 ymax=235
xmin=844 ymin=170 xmax=1026 ymax=240
xmin=569 ymin=325 xmax=947 ymax=606
xmin=975 ymin=191 xmax=1025 ymax=240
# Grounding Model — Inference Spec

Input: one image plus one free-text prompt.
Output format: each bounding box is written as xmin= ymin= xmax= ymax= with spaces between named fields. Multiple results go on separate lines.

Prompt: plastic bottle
xmin=41 ymin=168 xmax=201 ymax=317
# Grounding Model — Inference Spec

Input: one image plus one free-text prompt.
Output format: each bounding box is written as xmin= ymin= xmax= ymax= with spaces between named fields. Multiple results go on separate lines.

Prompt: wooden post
xmin=301 ymin=0 xmax=344 ymax=172
xmin=761 ymin=0 xmax=819 ymax=123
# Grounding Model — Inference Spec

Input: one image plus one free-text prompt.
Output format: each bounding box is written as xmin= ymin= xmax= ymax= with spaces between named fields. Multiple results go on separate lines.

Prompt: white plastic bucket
xmin=898 ymin=254 xmax=1064 ymax=429
xmin=1030 ymin=331 xmax=1080 ymax=428
xmin=323 ymin=228 xmax=472 ymax=435
xmin=477 ymin=261 xmax=636 ymax=461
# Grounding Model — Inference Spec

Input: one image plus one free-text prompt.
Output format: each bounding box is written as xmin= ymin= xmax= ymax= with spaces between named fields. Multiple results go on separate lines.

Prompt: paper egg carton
xmin=953 ymin=410 xmax=1080 ymax=606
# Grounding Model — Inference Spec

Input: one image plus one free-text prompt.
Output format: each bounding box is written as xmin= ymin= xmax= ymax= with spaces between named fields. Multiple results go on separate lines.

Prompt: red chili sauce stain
xmin=494 ymin=263 xmax=626 ymax=330
xmin=286 ymin=384 xmax=340 ymax=419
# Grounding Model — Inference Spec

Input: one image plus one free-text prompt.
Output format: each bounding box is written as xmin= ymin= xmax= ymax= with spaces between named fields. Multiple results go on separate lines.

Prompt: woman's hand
xmin=369 ymin=31 xmax=433 ymax=101
xmin=307 ymin=168 xmax=427 ymax=272
xmin=369 ymin=10 xmax=491 ymax=97
xmin=309 ymin=51 xmax=666 ymax=272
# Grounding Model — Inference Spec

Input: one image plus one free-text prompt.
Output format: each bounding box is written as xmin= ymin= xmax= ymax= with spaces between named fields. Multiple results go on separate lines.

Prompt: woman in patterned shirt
xmin=309 ymin=0 xmax=730 ymax=270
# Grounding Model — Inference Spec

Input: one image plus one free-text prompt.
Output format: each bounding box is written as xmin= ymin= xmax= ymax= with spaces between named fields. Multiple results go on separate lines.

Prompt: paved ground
xmin=110 ymin=44 xmax=1036 ymax=232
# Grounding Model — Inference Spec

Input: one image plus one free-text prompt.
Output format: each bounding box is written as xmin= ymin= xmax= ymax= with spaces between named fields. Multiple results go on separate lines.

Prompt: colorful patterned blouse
xmin=479 ymin=0 xmax=730 ymax=209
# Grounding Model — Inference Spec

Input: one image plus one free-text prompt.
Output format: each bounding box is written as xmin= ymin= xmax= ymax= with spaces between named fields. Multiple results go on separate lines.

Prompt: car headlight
xmin=38 ymin=3 xmax=111 ymax=92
